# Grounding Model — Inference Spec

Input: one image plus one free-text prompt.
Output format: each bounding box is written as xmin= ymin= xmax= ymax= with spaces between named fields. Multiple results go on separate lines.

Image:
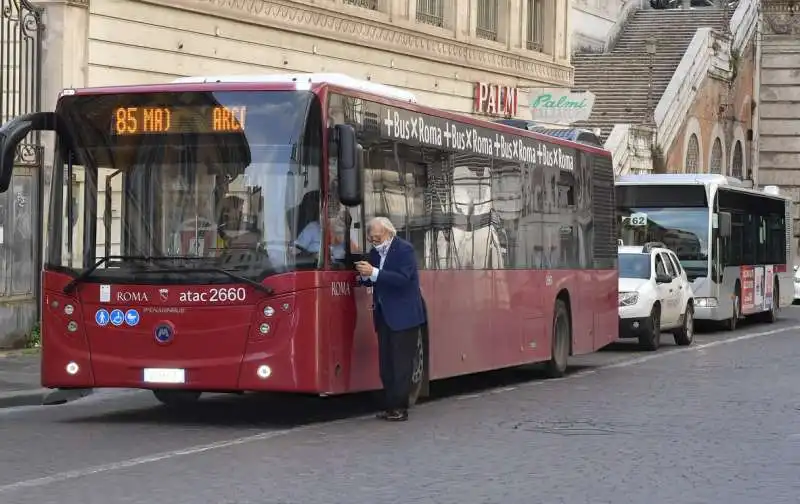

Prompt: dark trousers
xmin=375 ymin=313 xmax=419 ymax=411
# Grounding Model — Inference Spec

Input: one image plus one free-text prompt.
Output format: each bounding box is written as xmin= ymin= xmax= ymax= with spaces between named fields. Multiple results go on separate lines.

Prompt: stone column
xmin=31 ymin=0 xmax=89 ymax=257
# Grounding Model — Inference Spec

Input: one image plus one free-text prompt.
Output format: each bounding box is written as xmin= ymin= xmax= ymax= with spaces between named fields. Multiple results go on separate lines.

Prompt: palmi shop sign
xmin=473 ymin=82 xmax=519 ymax=118
xmin=527 ymin=88 xmax=596 ymax=125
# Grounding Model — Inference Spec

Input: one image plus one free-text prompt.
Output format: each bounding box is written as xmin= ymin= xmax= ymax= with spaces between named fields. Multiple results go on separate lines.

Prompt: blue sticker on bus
xmin=110 ymin=309 xmax=124 ymax=327
xmin=125 ymin=309 xmax=140 ymax=327
xmin=95 ymin=309 xmax=110 ymax=327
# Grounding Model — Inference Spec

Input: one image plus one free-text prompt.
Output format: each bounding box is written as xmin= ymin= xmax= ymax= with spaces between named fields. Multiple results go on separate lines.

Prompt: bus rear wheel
xmin=408 ymin=328 xmax=426 ymax=407
xmin=765 ymin=279 xmax=779 ymax=323
xmin=152 ymin=389 xmax=202 ymax=407
xmin=545 ymin=299 xmax=570 ymax=378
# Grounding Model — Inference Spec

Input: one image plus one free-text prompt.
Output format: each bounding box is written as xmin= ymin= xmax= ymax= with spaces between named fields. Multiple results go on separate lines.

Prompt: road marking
xmin=1 ymin=323 xmax=798 ymax=492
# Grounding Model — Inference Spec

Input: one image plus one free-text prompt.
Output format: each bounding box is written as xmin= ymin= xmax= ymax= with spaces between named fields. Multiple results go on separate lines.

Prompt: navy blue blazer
xmin=358 ymin=237 xmax=426 ymax=332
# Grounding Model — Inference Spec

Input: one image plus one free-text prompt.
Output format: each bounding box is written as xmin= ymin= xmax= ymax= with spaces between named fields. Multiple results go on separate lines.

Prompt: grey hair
xmin=368 ymin=216 xmax=397 ymax=237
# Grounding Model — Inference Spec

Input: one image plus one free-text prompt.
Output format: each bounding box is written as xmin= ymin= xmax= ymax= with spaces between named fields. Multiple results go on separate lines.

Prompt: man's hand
xmin=355 ymin=261 xmax=374 ymax=277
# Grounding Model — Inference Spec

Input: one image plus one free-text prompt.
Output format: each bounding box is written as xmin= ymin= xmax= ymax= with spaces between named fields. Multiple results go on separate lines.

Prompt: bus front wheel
xmin=152 ymin=389 xmax=202 ymax=407
xmin=725 ymin=285 xmax=741 ymax=331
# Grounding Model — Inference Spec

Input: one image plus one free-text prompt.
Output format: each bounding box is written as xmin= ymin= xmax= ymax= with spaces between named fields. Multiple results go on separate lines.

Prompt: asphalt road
xmin=2 ymin=310 xmax=800 ymax=504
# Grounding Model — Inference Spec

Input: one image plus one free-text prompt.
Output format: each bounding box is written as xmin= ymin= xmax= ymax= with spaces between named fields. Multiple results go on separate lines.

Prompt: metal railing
xmin=416 ymin=0 xmax=445 ymax=28
xmin=343 ymin=0 xmax=379 ymax=9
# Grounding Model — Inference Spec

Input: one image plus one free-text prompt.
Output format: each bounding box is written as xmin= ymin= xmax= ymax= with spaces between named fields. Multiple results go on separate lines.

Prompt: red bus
xmin=0 ymin=74 xmax=618 ymax=406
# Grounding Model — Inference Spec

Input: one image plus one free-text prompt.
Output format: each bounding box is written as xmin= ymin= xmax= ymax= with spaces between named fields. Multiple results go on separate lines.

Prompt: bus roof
xmin=60 ymin=72 xmax=612 ymax=156
xmin=616 ymin=173 xmax=792 ymax=201
xmin=171 ymin=73 xmax=419 ymax=104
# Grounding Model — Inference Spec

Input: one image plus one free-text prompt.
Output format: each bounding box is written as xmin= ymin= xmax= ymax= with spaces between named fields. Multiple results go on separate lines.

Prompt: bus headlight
xmin=618 ymin=292 xmax=639 ymax=307
xmin=263 ymin=306 xmax=275 ymax=317
xmin=695 ymin=297 xmax=718 ymax=308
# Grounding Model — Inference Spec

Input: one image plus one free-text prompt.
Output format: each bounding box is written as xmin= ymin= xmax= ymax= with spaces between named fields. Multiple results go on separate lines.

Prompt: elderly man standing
xmin=355 ymin=217 xmax=426 ymax=422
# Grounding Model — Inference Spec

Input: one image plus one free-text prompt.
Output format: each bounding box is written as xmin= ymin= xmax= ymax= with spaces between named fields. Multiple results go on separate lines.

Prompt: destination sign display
xmin=112 ymin=105 xmax=247 ymax=135
xmin=378 ymin=106 xmax=577 ymax=171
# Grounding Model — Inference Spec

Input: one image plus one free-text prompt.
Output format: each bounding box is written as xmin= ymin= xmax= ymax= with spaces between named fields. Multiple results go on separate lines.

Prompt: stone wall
xmin=87 ymin=0 xmax=573 ymax=117
xmin=757 ymin=0 xmax=800 ymax=261
xmin=664 ymin=38 xmax=754 ymax=178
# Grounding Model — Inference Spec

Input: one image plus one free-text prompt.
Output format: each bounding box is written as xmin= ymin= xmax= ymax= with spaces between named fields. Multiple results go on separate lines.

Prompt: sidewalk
xmin=0 ymin=349 xmax=47 ymax=408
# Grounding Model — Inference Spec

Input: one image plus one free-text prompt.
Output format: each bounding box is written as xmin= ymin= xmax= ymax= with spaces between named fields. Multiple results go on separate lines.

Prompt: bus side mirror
xmin=335 ymin=124 xmax=363 ymax=207
xmin=0 ymin=112 xmax=57 ymax=193
xmin=718 ymin=211 xmax=732 ymax=238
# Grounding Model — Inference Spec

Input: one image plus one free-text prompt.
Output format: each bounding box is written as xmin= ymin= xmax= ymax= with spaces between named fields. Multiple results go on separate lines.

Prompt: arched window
xmin=731 ymin=140 xmax=743 ymax=179
xmin=710 ymin=137 xmax=723 ymax=174
xmin=686 ymin=134 xmax=700 ymax=173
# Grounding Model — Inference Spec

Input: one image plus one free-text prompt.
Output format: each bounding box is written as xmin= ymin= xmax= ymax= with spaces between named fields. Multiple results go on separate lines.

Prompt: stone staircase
xmin=573 ymin=8 xmax=732 ymax=142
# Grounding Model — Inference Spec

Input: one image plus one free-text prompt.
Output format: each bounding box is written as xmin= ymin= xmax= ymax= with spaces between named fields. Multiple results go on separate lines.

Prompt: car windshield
xmin=46 ymin=90 xmax=324 ymax=284
xmin=619 ymin=253 xmax=651 ymax=279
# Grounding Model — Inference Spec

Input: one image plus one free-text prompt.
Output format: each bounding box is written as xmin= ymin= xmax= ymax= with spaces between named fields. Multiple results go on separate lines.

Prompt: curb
xmin=0 ymin=388 xmax=47 ymax=408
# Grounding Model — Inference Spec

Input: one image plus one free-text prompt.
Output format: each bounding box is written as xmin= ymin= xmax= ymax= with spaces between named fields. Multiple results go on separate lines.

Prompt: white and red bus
xmin=0 ymin=73 xmax=618 ymax=406
xmin=617 ymin=174 xmax=793 ymax=330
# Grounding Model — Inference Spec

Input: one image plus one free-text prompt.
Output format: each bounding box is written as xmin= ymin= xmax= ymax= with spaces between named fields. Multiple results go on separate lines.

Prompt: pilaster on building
xmin=756 ymin=0 xmax=800 ymax=246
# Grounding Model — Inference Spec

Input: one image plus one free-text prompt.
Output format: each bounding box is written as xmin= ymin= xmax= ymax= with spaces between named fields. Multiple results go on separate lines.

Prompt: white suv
xmin=618 ymin=243 xmax=695 ymax=351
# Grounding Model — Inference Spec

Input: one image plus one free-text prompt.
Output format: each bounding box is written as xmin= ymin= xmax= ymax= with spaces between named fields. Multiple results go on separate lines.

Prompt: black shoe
xmin=375 ymin=410 xmax=390 ymax=419
xmin=384 ymin=409 xmax=408 ymax=422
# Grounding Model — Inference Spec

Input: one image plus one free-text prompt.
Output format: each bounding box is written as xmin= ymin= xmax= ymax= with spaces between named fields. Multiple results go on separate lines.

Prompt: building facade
xmin=0 ymin=0 xmax=574 ymax=347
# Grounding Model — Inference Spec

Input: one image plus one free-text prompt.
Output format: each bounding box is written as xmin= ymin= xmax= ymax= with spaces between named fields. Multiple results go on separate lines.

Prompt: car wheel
xmin=639 ymin=305 xmax=661 ymax=351
xmin=673 ymin=304 xmax=694 ymax=346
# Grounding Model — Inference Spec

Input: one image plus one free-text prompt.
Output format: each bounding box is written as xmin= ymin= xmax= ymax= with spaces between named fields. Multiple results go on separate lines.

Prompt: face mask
xmin=375 ymin=239 xmax=391 ymax=254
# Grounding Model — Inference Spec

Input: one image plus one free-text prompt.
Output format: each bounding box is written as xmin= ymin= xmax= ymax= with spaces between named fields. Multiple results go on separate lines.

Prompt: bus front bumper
xmin=693 ymin=297 xmax=726 ymax=321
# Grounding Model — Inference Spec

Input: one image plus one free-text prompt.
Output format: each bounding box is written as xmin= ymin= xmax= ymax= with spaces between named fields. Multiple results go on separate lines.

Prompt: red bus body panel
xmin=42 ymin=267 xmax=617 ymax=393
xmin=40 ymin=80 xmax=618 ymax=394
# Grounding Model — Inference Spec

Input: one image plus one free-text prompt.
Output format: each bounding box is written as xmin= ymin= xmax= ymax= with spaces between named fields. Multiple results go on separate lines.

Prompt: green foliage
xmin=25 ymin=322 xmax=41 ymax=349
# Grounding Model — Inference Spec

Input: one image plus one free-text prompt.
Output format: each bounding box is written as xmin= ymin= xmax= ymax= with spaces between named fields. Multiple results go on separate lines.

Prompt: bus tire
xmin=545 ymin=299 xmax=570 ymax=378
xmin=673 ymin=303 xmax=694 ymax=346
xmin=765 ymin=279 xmax=779 ymax=323
xmin=408 ymin=326 xmax=426 ymax=407
xmin=725 ymin=283 xmax=741 ymax=331
xmin=639 ymin=304 xmax=661 ymax=351
xmin=152 ymin=389 xmax=202 ymax=407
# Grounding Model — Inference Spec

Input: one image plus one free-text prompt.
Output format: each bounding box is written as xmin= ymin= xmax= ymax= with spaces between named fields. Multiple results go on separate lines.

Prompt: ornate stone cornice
xmin=761 ymin=0 xmax=800 ymax=34
xmin=151 ymin=0 xmax=572 ymax=86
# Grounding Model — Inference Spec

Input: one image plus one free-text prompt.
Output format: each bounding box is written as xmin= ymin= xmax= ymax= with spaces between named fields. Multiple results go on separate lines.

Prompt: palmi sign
xmin=379 ymin=106 xmax=576 ymax=172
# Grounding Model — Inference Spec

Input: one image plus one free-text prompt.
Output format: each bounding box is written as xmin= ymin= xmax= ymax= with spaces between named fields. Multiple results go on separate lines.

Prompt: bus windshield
xmin=47 ymin=90 xmax=324 ymax=284
xmin=618 ymin=207 xmax=709 ymax=277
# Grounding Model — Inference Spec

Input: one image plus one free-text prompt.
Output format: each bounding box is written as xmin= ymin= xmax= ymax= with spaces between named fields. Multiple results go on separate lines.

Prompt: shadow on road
xmin=58 ymin=311 xmax=797 ymax=429
xmin=59 ymin=364 xmax=594 ymax=430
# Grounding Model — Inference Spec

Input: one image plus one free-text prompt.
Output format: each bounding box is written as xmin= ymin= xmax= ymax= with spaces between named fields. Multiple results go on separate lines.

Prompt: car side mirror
xmin=655 ymin=273 xmax=672 ymax=284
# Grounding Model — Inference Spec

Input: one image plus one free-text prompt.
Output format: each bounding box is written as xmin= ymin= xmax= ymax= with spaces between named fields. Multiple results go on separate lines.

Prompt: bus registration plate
xmin=143 ymin=368 xmax=185 ymax=384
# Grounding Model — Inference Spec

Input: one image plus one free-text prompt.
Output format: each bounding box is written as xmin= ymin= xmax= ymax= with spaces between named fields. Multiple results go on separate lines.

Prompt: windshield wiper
xmin=63 ymin=256 xmax=110 ymax=294
xmin=199 ymin=267 xmax=274 ymax=295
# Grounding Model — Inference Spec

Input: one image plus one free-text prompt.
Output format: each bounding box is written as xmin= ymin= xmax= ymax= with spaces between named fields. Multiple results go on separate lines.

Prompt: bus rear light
xmin=263 ymin=306 xmax=275 ymax=317
xmin=256 ymin=365 xmax=272 ymax=379
xmin=67 ymin=321 xmax=78 ymax=332
xmin=66 ymin=362 xmax=80 ymax=375
xmin=259 ymin=323 xmax=271 ymax=335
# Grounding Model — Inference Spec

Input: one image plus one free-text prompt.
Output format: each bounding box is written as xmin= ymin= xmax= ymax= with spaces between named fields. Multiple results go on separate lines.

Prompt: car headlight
xmin=618 ymin=291 xmax=639 ymax=307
